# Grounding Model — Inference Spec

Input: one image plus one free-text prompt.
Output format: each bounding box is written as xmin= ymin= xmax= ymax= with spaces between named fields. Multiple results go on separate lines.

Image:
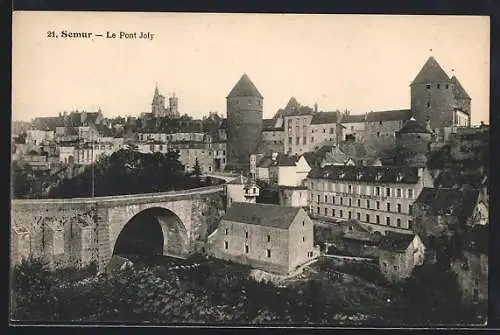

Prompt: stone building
xmin=225 ymin=175 xmax=259 ymax=210
xmin=340 ymin=112 xmax=366 ymax=142
xmin=261 ymin=118 xmax=285 ymax=154
xmin=410 ymin=56 xmax=471 ymax=130
xmin=395 ymin=117 xmax=434 ymax=167
xmin=226 ymin=74 xmax=264 ymax=171
xmin=364 ymin=109 xmax=412 ymax=154
xmin=209 ymin=203 xmax=317 ymax=275
xmin=309 ymin=111 xmax=344 ymax=150
xmin=278 ymin=185 xmax=309 ymax=209
xmin=450 ymin=226 xmax=488 ymax=306
xmin=151 ymin=85 xmax=179 ymax=118
xmin=307 ymin=165 xmax=434 ymax=234
xmin=378 ymin=233 xmax=425 ymax=282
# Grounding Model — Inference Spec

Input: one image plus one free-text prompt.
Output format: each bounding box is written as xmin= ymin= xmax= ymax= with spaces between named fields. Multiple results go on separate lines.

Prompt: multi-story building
xmin=208 ymin=202 xmax=317 ymax=275
xmin=225 ymin=175 xmax=259 ymax=210
xmin=364 ymin=109 xmax=413 ymax=153
xmin=410 ymin=56 xmax=471 ymax=130
xmin=340 ymin=111 xmax=366 ymax=142
xmin=283 ymin=110 xmax=314 ymax=155
xmin=307 ymin=165 xmax=434 ymax=235
xmin=226 ymin=74 xmax=263 ymax=171
xmin=309 ymin=111 xmax=343 ymax=150
xmin=261 ymin=118 xmax=284 ymax=154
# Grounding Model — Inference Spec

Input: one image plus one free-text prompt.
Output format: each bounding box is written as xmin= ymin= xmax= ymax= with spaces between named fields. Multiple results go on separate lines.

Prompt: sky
xmin=12 ymin=12 xmax=490 ymax=125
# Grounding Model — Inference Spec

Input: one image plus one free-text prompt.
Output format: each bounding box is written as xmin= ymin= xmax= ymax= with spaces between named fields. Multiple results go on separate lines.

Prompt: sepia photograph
xmin=10 ymin=11 xmax=490 ymax=327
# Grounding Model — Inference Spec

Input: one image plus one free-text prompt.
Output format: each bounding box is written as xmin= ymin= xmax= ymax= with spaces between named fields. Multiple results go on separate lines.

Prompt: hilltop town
xmin=11 ymin=56 xmax=489 ymax=324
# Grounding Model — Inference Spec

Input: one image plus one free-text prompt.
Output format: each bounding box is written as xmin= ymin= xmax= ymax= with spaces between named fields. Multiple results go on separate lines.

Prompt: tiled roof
xmin=411 ymin=56 xmax=451 ymax=85
xmin=451 ymin=75 xmax=471 ymax=100
xmin=285 ymin=97 xmax=300 ymax=111
xmin=227 ymin=74 xmax=263 ymax=99
xmin=379 ymin=232 xmax=416 ymax=252
xmin=307 ymin=165 xmax=420 ymax=184
xmin=341 ymin=113 xmax=366 ymax=123
xmin=283 ymin=106 xmax=315 ymax=117
xmin=414 ymin=187 xmax=479 ymax=221
xmin=269 ymin=154 xmax=299 ymax=167
xmin=366 ymin=109 xmax=412 ymax=122
xmin=311 ymin=111 xmax=341 ymax=125
xmin=85 ymin=112 xmax=100 ymax=124
xmin=222 ymin=202 xmax=301 ymax=229
xmin=322 ymin=146 xmax=351 ymax=166
xmin=396 ymin=118 xmax=432 ymax=134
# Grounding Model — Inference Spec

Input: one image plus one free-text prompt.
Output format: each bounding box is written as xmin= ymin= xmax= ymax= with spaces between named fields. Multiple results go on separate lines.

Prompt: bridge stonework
xmin=11 ymin=186 xmax=225 ymax=271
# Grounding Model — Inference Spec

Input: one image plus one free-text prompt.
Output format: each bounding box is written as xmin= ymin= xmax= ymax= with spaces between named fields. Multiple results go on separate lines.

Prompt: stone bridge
xmin=11 ymin=185 xmax=226 ymax=271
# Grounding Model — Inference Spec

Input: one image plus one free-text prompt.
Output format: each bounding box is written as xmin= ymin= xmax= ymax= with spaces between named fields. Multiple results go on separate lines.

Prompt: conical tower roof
xmin=411 ymin=56 xmax=451 ymax=85
xmin=451 ymin=75 xmax=471 ymax=100
xmin=285 ymin=97 xmax=300 ymax=111
xmin=227 ymin=74 xmax=263 ymax=99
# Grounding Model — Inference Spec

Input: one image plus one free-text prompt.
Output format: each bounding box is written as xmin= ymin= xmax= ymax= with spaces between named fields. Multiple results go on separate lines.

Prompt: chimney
xmin=314 ymin=102 xmax=318 ymax=113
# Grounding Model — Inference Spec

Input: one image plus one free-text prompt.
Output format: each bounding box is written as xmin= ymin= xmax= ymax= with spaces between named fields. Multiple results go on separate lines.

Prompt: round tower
xmin=395 ymin=117 xmax=433 ymax=167
xmin=410 ymin=56 xmax=454 ymax=130
xmin=226 ymin=74 xmax=263 ymax=171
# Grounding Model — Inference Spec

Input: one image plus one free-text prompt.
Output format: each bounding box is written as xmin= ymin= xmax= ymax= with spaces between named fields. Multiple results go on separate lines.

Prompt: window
xmin=408 ymin=189 xmax=413 ymax=198
xmin=386 ymin=217 xmax=391 ymax=225
xmin=317 ymin=195 xmax=320 ymax=203
xmin=296 ymin=137 xmax=300 ymax=145
xmin=339 ymin=210 xmax=343 ymax=218
xmin=376 ymin=201 xmax=380 ymax=210
xmin=387 ymin=203 xmax=391 ymax=212
xmin=386 ymin=188 xmax=391 ymax=197
xmin=426 ymin=102 xmax=431 ymax=108
xmin=397 ymin=218 xmax=401 ymax=227
xmin=323 ymin=129 xmax=326 ymax=133
xmin=267 ymin=235 xmax=271 ymax=242
xmin=426 ymin=84 xmax=430 ymax=89
xmin=303 ymin=136 xmax=307 ymax=144
xmin=437 ymin=84 xmax=440 ymax=89
xmin=330 ymin=128 xmax=334 ymax=134
xmin=376 ymin=215 xmax=380 ymax=224
xmin=288 ymin=137 xmax=292 ymax=145
xmin=348 ymin=185 xmax=352 ymax=193
xmin=379 ymin=121 xmax=383 ymax=125
xmin=397 ymin=188 xmax=402 ymax=197
xmin=348 ymin=198 xmax=352 ymax=206
xmin=303 ymin=236 xmax=305 ymax=242
xmin=376 ymin=187 xmax=380 ymax=196
xmin=367 ymin=200 xmax=370 ymax=209
xmin=224 ymin=241 xmax=228 ymax=249
xmin=348 ymin=211 xmax=352 ymax=219
xmin=357 ymin=199 xmax=361 ymax=207
xmin=397 ymin=204 xmax=401 ymax=213
xmin=408 ymin=220 xmax=413 ymax=230
xmin=324 ymin=207 xmax=328 ymax=216
xmin=366 ymin=214 xmax=370 ymax=223
xmin=245 ymin=245 xmax=249 ymax=253
xmin=332 ymin=196 xmax=335 ymax=204
xmin=445 ymin=84 xmax=449 ymax=89
xmin=340 ymin=197 xmax=344 ymax=205
xmin=317 ymin=207 xmax=320 ymax=214
xmin=409 ymin=205 xmax=413 ymax=214
xmin=245 ymin=231 xmax=248 ymax=239
xmin=311 ymin=137 xmax=314 ymax=143
xmin=357 ymin=212 xmax=361 ymax=220
xmin=225 ymin=229 xmax=228 ymax=235
xmin=332 ymin=209 xmax=336 ymax=217
xmin=377 ymin=132 xmax=380 ymax=137
xmin=393 ymin=265 xmax=399 ymax=270
xmin=302 ymin=221 xmax=305 ymax=226
xmin=266 ymin=249 xmax=271 ymax=258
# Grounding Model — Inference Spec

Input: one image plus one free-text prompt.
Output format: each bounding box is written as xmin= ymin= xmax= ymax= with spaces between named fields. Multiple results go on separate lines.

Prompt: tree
xmin=193 ymin=157 xmax=202 ymax=179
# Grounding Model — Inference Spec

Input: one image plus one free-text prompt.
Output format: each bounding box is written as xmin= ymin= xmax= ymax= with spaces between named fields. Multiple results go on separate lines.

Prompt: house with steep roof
xmin=225 ymin=175 xmax=260 ymax=210
xmin=268 ymin=154 xmax=311 ymax=187
xmin=378 ymin=232 xmax=425 ymax=282
xmin=209 ymin=203 xmax=317 ymax=275
xmin=412 ymin=187 xmax=480 ymax=241
xmin=307 ymin=165 xmax=434 ymax=235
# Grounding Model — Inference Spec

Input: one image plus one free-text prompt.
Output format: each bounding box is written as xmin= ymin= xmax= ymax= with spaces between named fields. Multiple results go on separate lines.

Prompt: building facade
xmin=261 ymin=118 xmax=285 ymax=154
xmin=209 ymin=203 xmax=316 ymax=275
xmin=225 ymin=175 xmax=259 ymax=210
xmin=307 ymin=165 xmax=434 ymax=234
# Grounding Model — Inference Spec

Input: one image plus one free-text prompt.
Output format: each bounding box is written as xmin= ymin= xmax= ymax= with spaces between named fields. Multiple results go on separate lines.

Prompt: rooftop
xmin=451 ymin=75 xmax=472 ymax=101
xmin=414 ymin=187 xmax=479 ymax=221
xmin=222 ymin=202 xmax=302 ymax=230
xmin=308 ymin=165 xmax=421 ymax=184
xmin=366 ymin=109 xmax=412 ymax=122
xmin=379 ymin=232 xmax=416 ymax=252
xmin=311 ymin=111 xmax=341 ymax=125
xmin=227 ymin=74 xmax=263 ymax=99
xmin=396 ymin=118 xmax=433 ymax=134
xmin=411 ymin=56 xmax=451 ymax=85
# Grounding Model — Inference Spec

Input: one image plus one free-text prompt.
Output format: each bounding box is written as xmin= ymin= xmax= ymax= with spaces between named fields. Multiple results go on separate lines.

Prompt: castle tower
xmin=151 ymin=84 xmax=166 ymax=117
xmin=168 ymin=92 xmax=179 ymax=118
xmin=410 ymin=56 xmax=454 ymax=130
xmin=395 ymin=117 xmax=433 ymax=167
xmin=226 ymin=73 xmax=263 ymax=171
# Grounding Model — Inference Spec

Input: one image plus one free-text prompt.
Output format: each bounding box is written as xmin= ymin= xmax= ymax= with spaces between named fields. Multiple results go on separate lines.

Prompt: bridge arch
xmin=112 ymin=207 xmax=189 ymax=259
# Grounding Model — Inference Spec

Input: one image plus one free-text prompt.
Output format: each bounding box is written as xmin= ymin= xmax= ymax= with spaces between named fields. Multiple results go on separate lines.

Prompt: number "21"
xmin=47 ymin=31 xmax=56 ymax=38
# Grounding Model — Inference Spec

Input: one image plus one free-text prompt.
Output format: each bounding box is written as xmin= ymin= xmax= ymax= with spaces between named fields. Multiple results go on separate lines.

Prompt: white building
xmin=225 ymin=175 xmax=260 ymax=210
xmin=269 ymin=154 xmax=311 ymax=187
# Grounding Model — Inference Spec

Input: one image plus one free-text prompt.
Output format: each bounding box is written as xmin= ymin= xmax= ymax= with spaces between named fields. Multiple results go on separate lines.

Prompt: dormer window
xmin=375 ymin=173 xmax=383 ymax=181
xmin=396 ymin=173 xmax=404 ymax=182
xmin=357 ymin=172 xmax=363 ymax=180
xmin=426 ymin=84 xmax=431 ymax=89
xmin=339 ymin=172 xmax=345 ymax=179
